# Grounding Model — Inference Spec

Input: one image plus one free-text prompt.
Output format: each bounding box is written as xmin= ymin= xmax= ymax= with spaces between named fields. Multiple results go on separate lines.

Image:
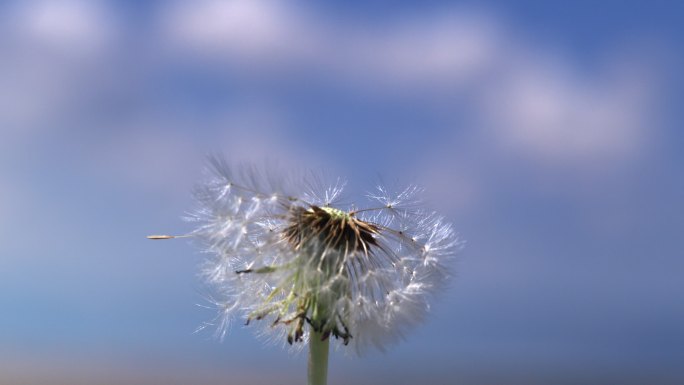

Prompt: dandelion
xmin=149 ymin=156 xmax=462 ymax=385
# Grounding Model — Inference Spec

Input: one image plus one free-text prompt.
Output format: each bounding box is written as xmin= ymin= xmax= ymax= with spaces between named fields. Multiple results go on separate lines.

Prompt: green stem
xmin=307 ymin=330 xmax=330 ymax=385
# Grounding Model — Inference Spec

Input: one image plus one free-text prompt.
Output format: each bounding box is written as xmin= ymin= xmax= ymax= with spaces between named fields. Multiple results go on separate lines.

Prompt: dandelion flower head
xmin=190 ymin=157 xmax=461 ymax=352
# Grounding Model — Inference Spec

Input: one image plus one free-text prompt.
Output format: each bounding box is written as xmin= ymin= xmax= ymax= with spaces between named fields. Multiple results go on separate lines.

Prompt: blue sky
xmin=1 ymin=1 xmax=682 ymax=384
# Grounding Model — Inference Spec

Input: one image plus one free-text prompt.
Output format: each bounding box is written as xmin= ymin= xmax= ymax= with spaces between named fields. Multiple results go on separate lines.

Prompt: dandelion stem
xmin=307 ymin=330 xmax=330 ymax=385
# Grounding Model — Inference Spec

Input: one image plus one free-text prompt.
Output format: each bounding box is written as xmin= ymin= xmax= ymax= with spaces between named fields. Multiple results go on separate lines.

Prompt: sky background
xmin=1 ymin=1 xmax=683 ymax=384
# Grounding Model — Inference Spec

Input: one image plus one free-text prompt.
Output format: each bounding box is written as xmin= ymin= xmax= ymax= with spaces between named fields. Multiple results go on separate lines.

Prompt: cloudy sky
xmin=1 ymin=1 xmax=682 ymax=384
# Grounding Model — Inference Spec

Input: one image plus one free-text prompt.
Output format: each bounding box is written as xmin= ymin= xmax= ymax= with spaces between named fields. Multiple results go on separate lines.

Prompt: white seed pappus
xmin=189 ymin=157 xmax=463 ymax=353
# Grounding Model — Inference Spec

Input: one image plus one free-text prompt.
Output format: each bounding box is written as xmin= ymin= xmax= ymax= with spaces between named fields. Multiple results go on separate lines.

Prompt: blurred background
xmin=1 ymin=1 xmax=682 ymax=384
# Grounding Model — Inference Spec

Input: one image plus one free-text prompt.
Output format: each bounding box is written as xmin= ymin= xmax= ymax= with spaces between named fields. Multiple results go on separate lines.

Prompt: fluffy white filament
xmin=189 ymin=157 xmax=462 ymax=353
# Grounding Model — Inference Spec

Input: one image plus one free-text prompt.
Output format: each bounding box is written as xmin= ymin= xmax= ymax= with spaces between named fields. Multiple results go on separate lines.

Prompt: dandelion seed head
xmin=188 ymin=156 xmax=463 ymax=353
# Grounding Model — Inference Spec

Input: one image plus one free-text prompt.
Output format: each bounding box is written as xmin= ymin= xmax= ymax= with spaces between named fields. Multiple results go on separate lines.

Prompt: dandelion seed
xmin=151 ymin=156 xmax=463 ymax=384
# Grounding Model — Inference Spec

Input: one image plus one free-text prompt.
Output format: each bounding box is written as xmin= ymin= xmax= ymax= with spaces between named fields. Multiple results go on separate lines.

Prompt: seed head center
xmin=283 ymin=205 xmax=379 ymax=253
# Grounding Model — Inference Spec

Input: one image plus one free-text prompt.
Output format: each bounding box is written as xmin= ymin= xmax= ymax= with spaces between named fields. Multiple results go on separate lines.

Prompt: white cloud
xmin=3 ymin=1 xmax=661 ymax=170
xmin=158 ymin=1 xmax=663 ymax=167
xmin=159 ymin=0 xmax=314 ymax=65
xmin=87 ymin=102 xmax=321 ymax=194
xmin=8 ymin=0 xmax=117 ymax=52
xmin=0 ymin=1 xmax=121 ymax=141
xmin=340 ymin=11 xmax=502 ymax=88
xmin=159 ymin=2 xmax=501 ymax=87
xmin=480 ymin=50 xmax=656 ymax=165
xmin=0 ymin=0 xmax=666 ymax=198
